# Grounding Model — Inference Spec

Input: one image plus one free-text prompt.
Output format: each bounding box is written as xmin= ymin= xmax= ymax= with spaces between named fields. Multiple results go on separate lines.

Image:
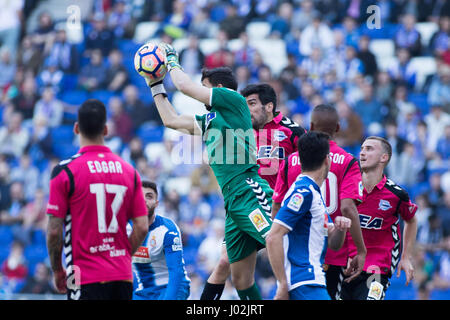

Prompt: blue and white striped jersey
xmin=129 ymin=215 xmax=190 ymax=299
xmin=275 ymin=175 xmax=333 ymax=291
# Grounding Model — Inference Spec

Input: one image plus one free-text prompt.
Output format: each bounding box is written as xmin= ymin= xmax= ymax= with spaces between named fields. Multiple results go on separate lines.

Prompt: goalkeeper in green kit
xmin=140 ymin=43 xmax=273 ymax=300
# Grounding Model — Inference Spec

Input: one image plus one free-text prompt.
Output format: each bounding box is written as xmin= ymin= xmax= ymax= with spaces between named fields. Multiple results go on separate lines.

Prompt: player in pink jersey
xmin=200 ymin=83 xmax=305 ymax=300
xmin=272 ymin=104 xmax=367 ymax=299
xmin=46 ymin=99 xmax=148 ymax=300
xmin=341 ymin=136 xmax=418 ymax=300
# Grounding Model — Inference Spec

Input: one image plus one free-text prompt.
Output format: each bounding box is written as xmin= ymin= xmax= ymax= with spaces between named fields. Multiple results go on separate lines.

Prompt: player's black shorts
xmin=339 ymin=272 xmax=390 ymax=300
xmin=324 ymin=264 xmax=346 ymax=300
xmin=67 ymin=281 xmax=133 ymax=300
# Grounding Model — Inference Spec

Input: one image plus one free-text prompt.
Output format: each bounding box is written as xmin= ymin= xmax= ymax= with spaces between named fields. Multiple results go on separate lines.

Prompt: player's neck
xmin=302 ymin=169 xmax=326 ymax=188
xmin=362 ymin=167 xmax=384 ymax=193
xmin=79 ymin=136 xmax=105 ymax=148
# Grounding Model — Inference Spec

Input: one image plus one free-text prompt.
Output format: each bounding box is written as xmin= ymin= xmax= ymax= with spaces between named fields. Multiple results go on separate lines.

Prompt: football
xmin=134 ymin=42 xmax=167 ymax=80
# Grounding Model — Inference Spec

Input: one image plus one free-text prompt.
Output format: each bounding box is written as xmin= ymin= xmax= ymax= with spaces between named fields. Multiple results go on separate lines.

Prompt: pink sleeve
xmin=46 ymin=167 xmax=70 ymax=219
xmin=340 ymin=160 xmax=363 ymax=203
xmin=272 ymin=159 xmax=288 ymax=203
xmin=130 ymin=171 xmax=148 ymax=219
xmin=399 ymin=198 xmax=417 ymax=221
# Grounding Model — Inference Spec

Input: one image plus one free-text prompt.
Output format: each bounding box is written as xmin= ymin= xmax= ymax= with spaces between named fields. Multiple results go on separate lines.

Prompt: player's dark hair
xmin=240 ymin=83 xmax=277 ymax=116
xmin=201 ymin=67 xmax=238 ymax=91
xmin=366 ymin=136 xmax=392 ymax=163
xmin=297 ymin=131 xmax=330 ymax=172
xmin=77 ymin=99 xmax=107 ymax=139
xmin=311 ymin=104 xmax=339 ymax=136
xmin=142 ymin=180 xmax=158 ymax=195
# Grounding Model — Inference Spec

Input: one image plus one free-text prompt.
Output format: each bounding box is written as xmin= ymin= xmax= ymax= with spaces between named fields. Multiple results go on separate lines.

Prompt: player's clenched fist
xmin=334 ymin=216 xmax=352 ymax=231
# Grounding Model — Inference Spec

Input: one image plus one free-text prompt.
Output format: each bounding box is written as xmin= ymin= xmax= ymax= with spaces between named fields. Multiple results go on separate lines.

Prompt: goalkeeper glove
xmin=159 ymin=42 xmax=183 ymax=72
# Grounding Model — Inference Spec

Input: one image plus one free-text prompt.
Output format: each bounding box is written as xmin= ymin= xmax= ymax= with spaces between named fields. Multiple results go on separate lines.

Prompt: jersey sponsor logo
xmin=205 ymin=112 xmax=216 ymax=128
xmin=287 ymin=193 xmax=304 ymax=211
xmin=359 ymin=214 xmax=383 ymax=229
xmin=257 ymin=145 xmax=285 ymax=159
xmin=249 ymin=209 xmax=270 ymax=232
xmin=378 ymin=199 xmax=392 ymax=211
xmin=134 ymin=246 xmax=149 ymax=259
xmin=274 ymin=130 xmax=288 ymax=142
xmin=47 ymin=203 xmax=59 ymax=211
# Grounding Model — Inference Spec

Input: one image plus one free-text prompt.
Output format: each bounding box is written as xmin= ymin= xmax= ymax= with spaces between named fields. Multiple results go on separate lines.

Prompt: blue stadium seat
xmin=50 ymin=125 xmax=75 ymax=145
xmin=408 ymin=93 xmax=430 ymax=115
xmin=0 ymin=225 xmax=13 ymax=246
xmin=116 ymin=39 xmax=141 ymax=56
xmin=61 ymin=74 xmax=79 ymax=92
xmin=430 ymin=289 xmax=450 ymax=300
xmin=60 ymin=89 xmax=89 ymax=105
xmin=136 ymin=125 xmax=165 ymax=144
xmin=24 ymin=244 xmax=48 ymax=262
xmin=90 ymin=90 xmax=116 ymax=105
xmin=32 ymin=230 xmax=46 ymax=246
xmin=52 ymin=143 xmax=79 ymax=160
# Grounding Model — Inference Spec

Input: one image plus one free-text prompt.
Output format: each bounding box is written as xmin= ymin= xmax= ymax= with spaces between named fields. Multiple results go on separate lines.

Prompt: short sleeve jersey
xmin=255 ymin=113 xmax=305 ymax=189
xmin=47 ymin=145 xmax=148 ymax=285
xmin=349 ymin=176 xmax=417 ymax=275
xmin=275 ymin=175 xmax=333 ymax=290
xmin=195 ymin=87 xmax=259 ymax=190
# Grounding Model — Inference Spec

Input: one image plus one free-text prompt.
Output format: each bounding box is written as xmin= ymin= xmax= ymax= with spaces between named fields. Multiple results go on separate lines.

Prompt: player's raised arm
xmin=160 ymin=42 xmax=211 ymax=106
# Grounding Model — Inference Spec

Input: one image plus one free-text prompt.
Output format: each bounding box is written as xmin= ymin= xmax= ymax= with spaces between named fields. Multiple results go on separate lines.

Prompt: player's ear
xmin=155 ymin=199 xmax=160 ymax=208
xmin=74 ymin=122 xmax=80 ymax=135
xmin=335 ymin=122 xmax=340 ymax=134
xmin=266 ymin=102 xmax=274 ymax=115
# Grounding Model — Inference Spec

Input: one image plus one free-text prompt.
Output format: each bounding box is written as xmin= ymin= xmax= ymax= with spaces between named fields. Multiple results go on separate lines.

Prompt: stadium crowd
xmin=0 ymin=0 xmax=449 ymax=299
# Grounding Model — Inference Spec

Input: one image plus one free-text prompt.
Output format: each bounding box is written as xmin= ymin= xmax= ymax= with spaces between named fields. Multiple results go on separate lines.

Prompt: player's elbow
xmin=340 ymin=199 xmax=358 ymax=219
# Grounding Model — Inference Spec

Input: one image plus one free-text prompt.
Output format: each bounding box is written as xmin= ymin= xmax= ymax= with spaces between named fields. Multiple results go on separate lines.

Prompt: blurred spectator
xmin=394 ymin=13 xmax=422 ymax=57
xmin=31 ymin=11 xmax=55 ymax=53
xmin=388 ymin=141 xmax=421 ymax=188
xmin=357 ymin=35 xmax=378 ymax=79
xmin=437 ymin=192 xmax=450 ymax=235
xmin=0 ymin=112 xmax=29 ymax=159
xmin=411 ymin=120 xmax=434 ymax=172
xmin=123 ymin=84 xmax=152 ymax=129
xmin=11 ymin=76 xmax=39 ymax=121
xmin=416 ymin=194 xmax=434 ymax=237
xmin=188 ymin=7 xmax=217 ymax=39
xmin=17 ymin=35 xmax=42 ymax=75
xmin=197 ymin=218 xmax=224 ymax=275
xmin=0 ymin=0 xmax=23 ymax=57
xmin=0 ymin=181 xmax=28 ymax=244
xmin=219 ymin=4 xmax=245 ymax=40
xmin=337 ymin=45 xmax=364 ymax=83
xmin=190 ymin=164 xmax=220 ymax=197
xmin=104 ymin=119 xmax=122 ymax=155
xmin=269 ymin=1 xmax=293 ymax=39
xmin=425 ymin=104 xmax=450 ymax=153
xmin=36 ymin=59 xmax=64 ymax=95
xmin=105 ymin=49 xmax=129 ymax=93
xmin=385 ymin=120 xmax=408 ymax=157
xmin=45 ymin=26 xmax=79 ymax=74
xmin=293 ymin=81 xmax=316 ymax=115
xmin=32 ymin=86 xmax=64 ymax=128
xmin=301 ymin=46 xmax=333 ymax=90
xmin=26 ymin=115 xmax=53 ymax=163
xmin=299 ymin=13 xmax=335 ymax=57
xmin=429 ymin=172 xmax=445 ymax=209
xmin=0 ymin=48 xmax=16 ymax=94
xmin=108 ymin=96 xmax=133 ymax=143
xmin=334 ymin=99 xmax=364 ymax=148
xmin=353 ymin=81 xmax=384 ymax=130
xmin=341 ymin=15 xmax=361 ymax=48
xmin=386 ymin=84 xmax=416 ymax=124
xmin=107 ymin=0 xmax=132 ymax=39
xmin=163 ymin=0 xmax=192 ymax=32
xmin=235 ymin=65 xmax=252 ymax=92
xmin=121 ymin=136 xmax=145 ymax=167
xmin=397 ymin=103 xmax=420 ymax=142
xmin=330 ymin=29 xmax=347 ymax=62
xmin=0 ymin=158 xmax=10 ymax=213
xmin=429 ymin=15 xmax=450 ymax=57
xmin=233 ymin=32 xmax=256 ymax=68
xmin=39 ymin=157 xmax=59 ymax=196
xmin=427 ymin=64 xmax=450 ymax=108
xmin=388 ymin=48 xmax=417 ymax=89
xmin=159 ymin=189 xmax=181 ymax=223
xmin=375 ymin=71 xmax=394 ymax=106
xmin=291 ymin=0 xmax=319 ymax=31
xmin=431 ymin=236 xmax=450 ymax=291
xmin=204 ymin=30 xmax=233 ymax=69
xmin=20 ymin=262 xmax=56 ymax=295
xmin=179 ymin=34 xmax=205 ymax=76
xmin=179 ymin=187 xmax=212 ymax=236
xmin=436 ymin=123 xmax=450 ymax=163
xmin=22 ymin=187 xmax=48 ymax=235
xmin=78 ymin=49 xmax=108 ymax=92
xmin=0 ymin=241 xmax=28 ymax=292
xmin=10 ymin=154 xmax=39 ymax=202
xmin=85 ymin=13 xmax=115 ymax=57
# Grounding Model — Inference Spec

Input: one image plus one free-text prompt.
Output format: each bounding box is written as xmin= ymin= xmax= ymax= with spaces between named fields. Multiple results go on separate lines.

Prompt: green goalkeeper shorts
xmin=222 ymin=171 xmax=273 ymax=264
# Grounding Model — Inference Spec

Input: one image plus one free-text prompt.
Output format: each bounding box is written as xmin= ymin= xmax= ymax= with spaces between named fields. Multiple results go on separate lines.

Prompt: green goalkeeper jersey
xmin=195 ymin=87 xmax=258 ymax=190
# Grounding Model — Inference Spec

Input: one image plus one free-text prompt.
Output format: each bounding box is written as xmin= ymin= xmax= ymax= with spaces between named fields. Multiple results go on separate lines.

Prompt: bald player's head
xmin=310 ymin=104 xmax=340 ymax=137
